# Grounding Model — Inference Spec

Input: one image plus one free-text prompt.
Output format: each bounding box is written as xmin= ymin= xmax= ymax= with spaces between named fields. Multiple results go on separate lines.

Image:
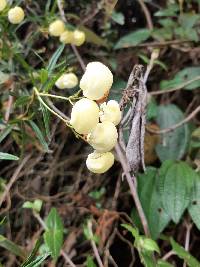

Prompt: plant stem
xmin=33 ymin=87 xmax=70 ymax=126
xmin=87 ymin=221 xmax=104 ymax=267
xmin=115 ymin=143 xmax=150 ymax=237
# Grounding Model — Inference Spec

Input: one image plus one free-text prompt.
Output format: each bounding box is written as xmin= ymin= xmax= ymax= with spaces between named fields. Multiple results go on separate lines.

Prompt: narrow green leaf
xmin=22 ymin=253 xmax=50 ymax=267
xmin=0 ymin=235 xmax=27 ymax=259
xmin=79 ymin=25 xmax=108 ymax=47
xmin=15 ymin=96 xmax=31 ymax=108
xmin=157 ymin=260 xmax=174 ymax=267
xmin=44 ymin=208 xmax=64 ymax=260
xmin=21 ymin=238 xmax=43 ymax=267
xmin=47 ymin=44 xmax=65 ymax=76
xmin=156 ymin=104 xmax=189 ymax=162
xmin=159 ymin=161 xmax=195 ymax=223
xmin=40 ymin=104 xmax=51 ymax=140
xmin=170 ymin=238 xmax=200 ymax=267
xmin=140 ymin=237 xmax=160 ymax=253
xmin=0 ymin=125 xmax=12 ymax=143
xmin=114 ymin=29 xmax=151 ymax=49
xmin=0 ymin=152 xmax=19 ymax=161
xmin=29 ymin=121 xmax=49 ymax=153
xmin=121 ymin=224 xmax=139 ymax=240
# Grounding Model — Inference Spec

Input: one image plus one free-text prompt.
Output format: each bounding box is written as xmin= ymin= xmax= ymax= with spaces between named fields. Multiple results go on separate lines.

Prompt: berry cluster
xmin=0 ymin=0 xmax=25 ymax=24
xmin=49 ymin=19 xmax=86 ymax=46
xmin=68 ymin=62 xmax=121 ymax=174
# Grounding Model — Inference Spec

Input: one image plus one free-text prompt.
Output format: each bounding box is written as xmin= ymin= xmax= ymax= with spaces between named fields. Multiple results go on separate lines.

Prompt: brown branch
xmin=183 ymin=222 xmax=193 ymax=267
xmin=87 ymin=221 xmax=104 ymax=267
xmin=115 ymin=143 xmax=150 ymax=237
xmin=0 ymin=155 xmax=31 ymax=207
xmin=147 ymin=105 xmax=200 ymax=134
xmin=150 ymin=75 xmax=200 ymax=96
xmin=137 ymin=0 xmax=153 ymax=30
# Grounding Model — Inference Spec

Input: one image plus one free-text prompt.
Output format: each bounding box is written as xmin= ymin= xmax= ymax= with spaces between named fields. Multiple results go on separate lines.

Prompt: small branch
xmin=115 ymin=143 xmax=150 ymax=237
xmin=147 ymin=105 xmax=200 ymax=134
xmin=33 ymin=212 xmax=76 ymax=267
xmin=57 ymin=0 xmax=86 ymax=71
xmin=183 ymin=222 xmax=192 ymax=267
xmin=150 ymin=75 xmax=200 ymax=95
xmin=162 ymin=250 xmax=176 ymax=261
xmin=87 ymin=221 xmax=104 ymax=267
xmin=0 ymin=155 xmax=31 ymax=207
xmin=137 ymin=0 xmax=153 ymax=30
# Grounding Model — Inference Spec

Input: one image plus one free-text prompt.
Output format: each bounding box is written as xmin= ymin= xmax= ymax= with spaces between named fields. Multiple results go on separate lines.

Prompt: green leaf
xmin=159 ymin=161 xmax=195 ymax=223
xmin=160 ymin=67 xmax=200 ymax=91
xmin=0 ymin=235 xmax=27 ymax=259
xmin=23 ymin=200 xmax=43 ymax=213
xmin=156 ymin=104 xmax=189 ymax=162
xmin=114 ymin=29 xmax=151 ymax=49
xmin=44 ymin=208 xmax=64 ymax=260
xmin=86 ymin=256 xmax=97 ymax=267
xmin=140 ymin=253 xmax=155 ymax=267
xmin=147 ymin=98 xmax=158 ymax=120
xmin=179 ymin=13 xmax=200 ymax=29
xmin=15 ymin=96 xmax=31 ymax=108
xmin=139 ymin=237 xmax=160 ymax=253
xmin=21 ymin=253 xmax=50 ymax=267
xmin=21 ymin=238 xmax=43 ymax=267
xmin=170 ymin=238 xmax=200 ymax=267
xmin=157 ymin=260 xmax=174 ymax=267
xmin=78 ymin=25 xmax=108 ymax=47
xmin=134 ymin=168 xmax=170 ymax=239
xmin=121 ymin=224 xmax=139 ymax=240
xmin=40 ymin=104 xmax=51 ymax=140
xmin=188 ymin=172 xmax=200 ymax=229
xmin=154 ymin=4 xmax=179 ymax=17
xmin=47 ymin=44 xmax=65 ymax=76
xmin=29 ymin=121 xmax=50 ymax=153
xmin=111 ymin=11 xmax=125 ymax=25
xmin=0 ymin=152 xmax=19 ymax=161
xmin=0 ymin=125 xmax=12 ymax=143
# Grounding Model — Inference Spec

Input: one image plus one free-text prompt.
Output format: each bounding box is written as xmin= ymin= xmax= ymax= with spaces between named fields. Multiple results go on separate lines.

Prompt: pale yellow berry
xmin=8 ymin=6 xmax=25 ymax=24
xmin=100 ymin=100 xmax=122 ymax=126
xmin=86 ymin=151 xmax=114 ymax=174
xmin=87 ymin=121 xmax=118 ymax=152
xmin=49 ymin=19 xmax=65 ymax=37
xmin=60 ymin=30 xmax=74 ymax=44
xmin=80 ymin=62 xmax=113 ymax=100
xmin=0 ymin=0 xmax=7 ymax=12
xmin=70 ymin=98 xmax=99 ymax=134
xmin=55 ymin=73 xmax=78 ymax=89
xmin=72 ymin=29 xmax=85 ymax=46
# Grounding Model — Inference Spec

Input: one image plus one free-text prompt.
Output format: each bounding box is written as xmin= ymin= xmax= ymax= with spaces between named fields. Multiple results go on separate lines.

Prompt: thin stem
xmin=162 ymin=250 xmax=176 ymax=261
xmin=38 ymin=92 xmax=72 ymax=102
xmin=147 ymin=105 xmax=200 ymax=134
xmin=87 ymin=221 xmax=104 ymax=267
xmin=137 ymin=0 xmax=153 ymax=30
xmin=34 ymin=87 xmax=70 ymax=126
xmin=144 ymin=49 xmax=159 ymax=83
xmin=33 ymin=212 xmax=76 ymax=267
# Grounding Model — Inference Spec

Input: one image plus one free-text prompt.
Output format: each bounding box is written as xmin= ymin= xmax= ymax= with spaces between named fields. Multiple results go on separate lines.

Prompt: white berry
xmin=8 ymin=7 xmax=25 ymax=24
xmin=86 ymin=151 xmax=114 ymax=174
xmin=55 ymin=73 xmax=78 ymax=89
xmin=49 ymin=20 xmax=65 ymax=37
xmin=80 ymin=62 xmax=113 ymax=100
xmin=87 ymin=121 xmax=118 ymax=152
xmin=100 ymin=100 xmax=122 ymax=126
xmin=70 ymin=98 xmax=99 ymax=134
